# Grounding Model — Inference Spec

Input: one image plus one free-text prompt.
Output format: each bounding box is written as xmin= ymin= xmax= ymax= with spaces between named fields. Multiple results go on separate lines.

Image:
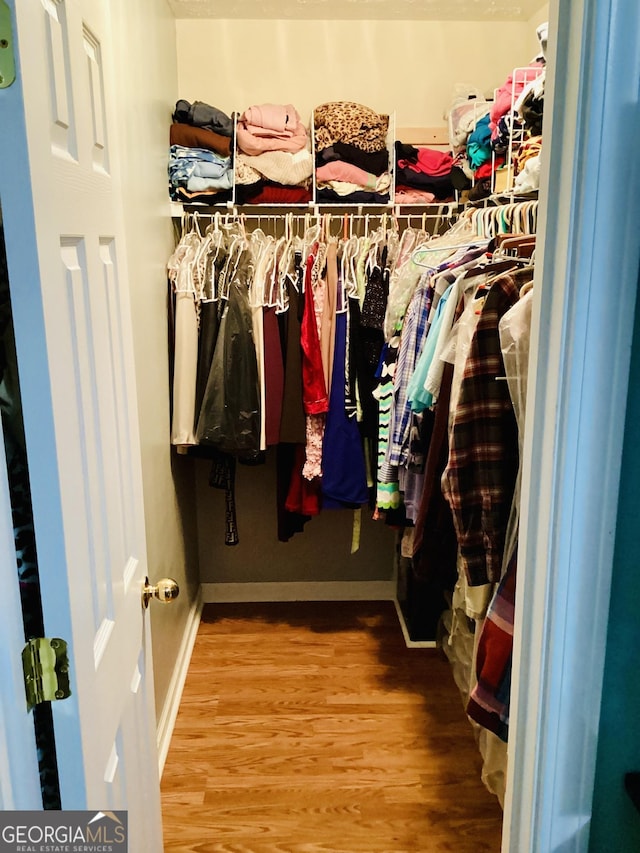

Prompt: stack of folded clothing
xmin=512 ymin=134 xmax=543 ymax=193
xmin=461 ymin=113 xmax=509 ymax=201
xmin=466 ymin=114 xmax=493 ymax=172
xmin=314 ymin=102 xmax=391 ymax=204
xmin=169 ymin=99 xmax=234 ymax=205
xmin=516 ymin=71 xmax=545 ymax=137
xmin=490 ymin=64 xmax=545 ymax=195
xmin=235 ymin=103 xmax=312 ymax=204
xmin=448 ymin=95 xmax=491 ymax=154
xmin=489 ymin=62 xmax=545 ymax=141
xmin=490 ymin=111 xmax=524 ymax=156
xmin=394 ymin=143 xmax=467 ymax=203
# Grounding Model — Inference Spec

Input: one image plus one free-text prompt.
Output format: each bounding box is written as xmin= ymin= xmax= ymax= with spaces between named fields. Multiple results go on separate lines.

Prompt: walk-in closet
xmin=159 ymin=3 xmax=548 ymax=848
xmin=2 ymin=1 xmax=639 ymax=851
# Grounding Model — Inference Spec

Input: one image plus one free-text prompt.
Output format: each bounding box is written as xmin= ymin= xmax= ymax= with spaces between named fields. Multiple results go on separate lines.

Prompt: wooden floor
xmin=161 ymin=601 xmax=503 ymax=853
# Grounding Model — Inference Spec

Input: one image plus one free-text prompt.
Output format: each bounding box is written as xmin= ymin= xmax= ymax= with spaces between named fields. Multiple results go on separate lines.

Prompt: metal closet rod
xmin=177 ymin=206 xmax=460 ymax=238
xmin=176 ymin=200 xmax=460 ymax=220
xmin=181 ymin=211 xmax=456 ymax=221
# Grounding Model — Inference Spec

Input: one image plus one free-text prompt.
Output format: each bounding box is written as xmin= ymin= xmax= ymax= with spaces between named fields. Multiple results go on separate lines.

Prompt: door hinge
xmin=0 ymin=1 xmax=16 ymax=89
xmin=22 ymin=638 xmax=71 ymax=712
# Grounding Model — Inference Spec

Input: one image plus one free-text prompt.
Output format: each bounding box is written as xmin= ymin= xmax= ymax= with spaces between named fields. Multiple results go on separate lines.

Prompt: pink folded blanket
xmin=243 ymin=103 xmax=299 ymax=135
xmin=244 ymin=123 xmax=295 ymax=140
xmin=237 ymin=118 xmax=308 ymax=156
xmin=315 ymin=160 xmax=376 ymax=188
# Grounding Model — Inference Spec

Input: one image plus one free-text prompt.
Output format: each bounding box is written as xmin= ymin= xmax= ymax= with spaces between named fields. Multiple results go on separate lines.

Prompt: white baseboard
xmin=156 ymin=588 xmax=203 ymax=777
xmin=393 ymin=599 xmax=437 ymax=649
xmin=200 ymin=580 xmax=397 ymax=603
xmin=199 ymin=582 xmax=435 ymax=649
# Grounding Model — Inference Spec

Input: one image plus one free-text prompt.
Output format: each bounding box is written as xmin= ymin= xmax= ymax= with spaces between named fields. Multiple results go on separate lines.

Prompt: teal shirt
xmin=407 ymin=283 xmax=453 ymax=412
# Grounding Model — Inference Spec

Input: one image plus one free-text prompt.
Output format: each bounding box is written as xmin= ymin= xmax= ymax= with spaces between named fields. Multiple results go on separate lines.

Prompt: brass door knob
xmin=142 ymin=576 xmax=180 ymax=609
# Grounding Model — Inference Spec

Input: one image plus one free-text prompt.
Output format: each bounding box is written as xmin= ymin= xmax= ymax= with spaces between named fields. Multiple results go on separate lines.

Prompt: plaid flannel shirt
xmin=441 ymin=273 xmax=520 ymax=587
xmin=382 ymin=273 xmax=434 ymax=473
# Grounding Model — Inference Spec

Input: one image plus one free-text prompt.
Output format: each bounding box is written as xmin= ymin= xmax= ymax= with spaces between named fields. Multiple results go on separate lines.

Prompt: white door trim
xmin=504 ymin=1 xmax=640 ymax=849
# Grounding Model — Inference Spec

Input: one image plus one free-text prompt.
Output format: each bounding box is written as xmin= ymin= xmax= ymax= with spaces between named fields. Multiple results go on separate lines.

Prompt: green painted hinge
xmin=22 ymin=638 xmax=72 ymax=712
xmin=0 ymin=1 xmax=16 ymax=89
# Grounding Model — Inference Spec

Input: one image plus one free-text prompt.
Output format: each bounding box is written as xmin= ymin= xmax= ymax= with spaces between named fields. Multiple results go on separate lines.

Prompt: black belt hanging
xmin=209 ymin=450 xmax=239 ymax=546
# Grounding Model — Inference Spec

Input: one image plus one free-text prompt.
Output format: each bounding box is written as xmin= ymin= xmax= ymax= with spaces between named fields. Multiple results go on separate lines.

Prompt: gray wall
xmin=195 ymin=454 xmax=396 ymax=585
xmin=111 ymin=0 xmax=200 ymax=723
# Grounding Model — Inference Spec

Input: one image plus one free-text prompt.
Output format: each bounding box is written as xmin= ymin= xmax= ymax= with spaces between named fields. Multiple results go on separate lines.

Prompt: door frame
xmin=504 ymin=0 xmax=640 ymax=849
xmin=0 ymin=378 xmax=42 ymax=809
xmin=2 ymin=0 xmax=639 ymax=844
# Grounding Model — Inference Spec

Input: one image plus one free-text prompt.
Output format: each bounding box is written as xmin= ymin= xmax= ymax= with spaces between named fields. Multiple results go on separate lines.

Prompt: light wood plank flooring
xmin=161 ymin=601 xmax=503 ymax=853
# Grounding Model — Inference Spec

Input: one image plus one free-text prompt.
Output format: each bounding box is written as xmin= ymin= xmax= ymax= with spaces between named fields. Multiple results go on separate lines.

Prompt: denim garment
xmin=168 ymin=145 xmax=231 ymax=188
xmin=186 ymin=173 xmax=233 ymax=192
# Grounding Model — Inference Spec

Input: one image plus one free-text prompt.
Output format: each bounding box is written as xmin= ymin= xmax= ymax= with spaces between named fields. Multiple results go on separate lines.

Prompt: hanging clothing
xmin=195 ymin=279 xmax=225 ymax=422
xmin=285 ymin=443 xmax=322 ymax=516
xmin=279 ymin=274 xmax=306 ymax=444
xmin=168 ymin=232 xmax=200 ymax=447
xmin=320 ymin=242 xmax=338 ymax=398
xmin=171 ymin=291 xmax=199 ymax=446
xmin=276 ymin=442 xmax=312 ymax=541
xmin=322 ymin=308 xmax=368 ymax=508
xmin=373 ymin=331 xmax=401 ymax=511
xmin=441 ymin=272 xmax=523 ymax=587
xmin=385 ymin=273 xmax=433 ymax=472
xmin=301 ymin=247 xmax=329 ymax=481
xmin=263 ymin=306 xmax=285 ymax=447
xmin=208 ymin=450 xmax=239 ymax=546
xmin=300 ymin=249 xmax=329 ymax=416
xmin=196 ymin=251 xmax=261 ymax=459
xmin=466 ymin=551 xmax=516 ymax=742
xmin=361 ymin=245 xmax=390 ymax=332
xmin=407 ymin=283 xmax=453 ymax=413
xmin=412 ymin=362 xmax=458 ymax=590
xmin=466 ymin=288 xmax=534 ymax=741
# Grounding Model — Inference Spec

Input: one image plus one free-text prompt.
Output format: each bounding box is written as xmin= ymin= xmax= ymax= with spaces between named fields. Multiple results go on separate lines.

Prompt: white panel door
xmin=0 ymin=1 xmax=163 ymax=848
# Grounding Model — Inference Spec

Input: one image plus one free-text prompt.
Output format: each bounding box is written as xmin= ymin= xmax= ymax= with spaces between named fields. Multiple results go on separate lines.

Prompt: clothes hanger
xmin=267 ymin=235 xmax=288 ymax=309
xmin=218 ymin=232 xmax=244 ymax=300
xmin=471 ymin=260 xmax=529 ymax=299
xmin=250 ymin=232 xmax=275 ymax=308
xmin=202 ymin=229 xmax=226 ymax=303
xmin=494 ymin=237 xmax=536 ymax=261
xmin=341 ymin=234 xmax=359 ymax=298
xmin=264 ymin=238 xmax=282 ymax=308
xmin=411 ymin=237 xmax=487 ymax=269
xmin=462 ymin=258 xmax=520 ymax=281
xmin=302 ymin=216 xmax=321 ymax=265
xmin=364 ymin=226 xmax=383 ymax=277
xmin=275 ymin=236 xmax=294 ymax=312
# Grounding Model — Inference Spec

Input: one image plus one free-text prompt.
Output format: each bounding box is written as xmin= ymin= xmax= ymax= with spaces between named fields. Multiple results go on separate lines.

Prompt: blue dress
xmin=322 ymin=307 xmax=369 ymax=508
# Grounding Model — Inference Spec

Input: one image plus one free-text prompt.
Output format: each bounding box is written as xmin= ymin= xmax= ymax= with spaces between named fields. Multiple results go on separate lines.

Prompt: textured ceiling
xmin=167 ymin=0 xmax=544 ymax=21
